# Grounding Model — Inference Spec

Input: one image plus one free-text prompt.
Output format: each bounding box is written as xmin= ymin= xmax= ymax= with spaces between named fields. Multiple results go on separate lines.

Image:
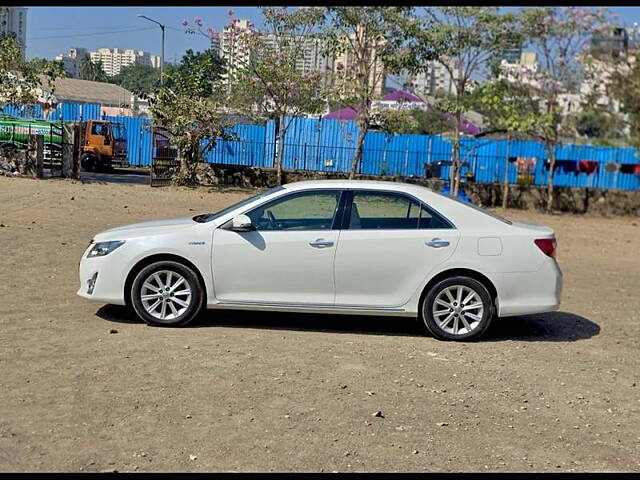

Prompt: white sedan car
xmin=78 ymin=180 xmax=562 ymax=341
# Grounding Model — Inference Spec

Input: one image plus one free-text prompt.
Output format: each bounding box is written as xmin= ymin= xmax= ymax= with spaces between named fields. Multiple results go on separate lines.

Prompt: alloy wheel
xmin=140 ymin=270 xmax=192 ymax=321
xmin=432 ymin=285 xmax=484 ymax=336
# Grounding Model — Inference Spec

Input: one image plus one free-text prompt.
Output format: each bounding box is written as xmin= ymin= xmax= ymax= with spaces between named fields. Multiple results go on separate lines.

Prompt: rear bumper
xmin=495 ymin=259 xmax=563 ymax=317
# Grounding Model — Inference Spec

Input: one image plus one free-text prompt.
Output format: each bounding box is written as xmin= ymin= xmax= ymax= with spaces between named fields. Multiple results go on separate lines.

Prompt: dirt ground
xmin=1 ymin=175 xmax=639 ymax=473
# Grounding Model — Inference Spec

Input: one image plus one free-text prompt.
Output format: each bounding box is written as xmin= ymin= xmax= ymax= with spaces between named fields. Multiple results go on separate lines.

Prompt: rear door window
xmin=347 ymin=191 xmax=452 ymax=230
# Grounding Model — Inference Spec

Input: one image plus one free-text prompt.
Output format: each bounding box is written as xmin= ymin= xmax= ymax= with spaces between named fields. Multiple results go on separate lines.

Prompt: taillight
xmin=534 ymin=238 xmax=557 ymax=258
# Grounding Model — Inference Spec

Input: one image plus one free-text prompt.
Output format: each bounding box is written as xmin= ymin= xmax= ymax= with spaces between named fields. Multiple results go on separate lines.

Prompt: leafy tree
xmin=149 ymin=49 xmax=231 ymax=186
xmin=472 ymin=79 xmax=538 ymax=207
xmin=372 ymin=107 xmax=454 ymax=135
xmin=408 ymin=7 xmax=522 ymax=197
xmin=0 ymin=35 xmax=63 ymax=111
xmin=573 ymin=106 xmax=626 ymax=142
xmin=164 ymin=48 xmax=223 ymax=98
xmin=608 ymin=51 xmax=640 ymax=146
xmin=321 ymin=7 xmax=418 ymax=178
xmin=109 ymin=63 xmax=160 ymax=96
xmin=228 ymin=7 xmax=328 ymax=183
xmin=504 ymin=7 xmax=612 ymax=210
xmin=79 ymin=55 xmax=108 ymax=82
xmin=372 ymin=109 xmax=420 ymax=134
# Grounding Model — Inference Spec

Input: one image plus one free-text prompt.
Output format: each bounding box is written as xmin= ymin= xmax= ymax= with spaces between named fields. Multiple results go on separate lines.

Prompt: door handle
xmin=309 ymin=239 xmax=334 ymax=248
xmin=426 ymin=238 xmax=450 ymax=248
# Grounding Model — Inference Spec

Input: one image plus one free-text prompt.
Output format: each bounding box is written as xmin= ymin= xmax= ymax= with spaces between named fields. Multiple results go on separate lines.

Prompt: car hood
xmin=94 ymin=216 xmax=197 ymax=241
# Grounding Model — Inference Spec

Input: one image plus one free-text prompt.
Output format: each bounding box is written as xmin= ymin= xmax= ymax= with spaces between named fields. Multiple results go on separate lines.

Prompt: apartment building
xmin=55 ymin=47 xmax=90 ymax=79
xmin=0 ymin=7 xmax=27 ymax=58
xmin=89 ymin=48 xmax=161 ymax=76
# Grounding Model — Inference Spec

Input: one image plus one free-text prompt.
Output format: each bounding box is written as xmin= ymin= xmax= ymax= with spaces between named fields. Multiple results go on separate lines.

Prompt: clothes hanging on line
xmin=515 ymin=157 xmax=537 ymax=173
xmin=544 ymin=159 xmax=577 ymax=173
xmin=577 ymin=160 xmax=598 ymax=175
xmin=619 ymin=163 xmax=640 ymax=174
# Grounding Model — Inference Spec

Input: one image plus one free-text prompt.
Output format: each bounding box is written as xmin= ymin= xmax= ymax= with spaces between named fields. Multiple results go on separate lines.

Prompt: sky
xmin=25 ymin=6 xmax=640 ymax=62
xmin=26 ymin=7 xmax=265 ymax=62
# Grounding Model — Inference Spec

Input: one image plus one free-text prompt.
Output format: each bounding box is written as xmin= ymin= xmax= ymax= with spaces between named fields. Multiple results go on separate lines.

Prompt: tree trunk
xmin=450 ymin=113 xmax=461 ymax=197
xmin=275 ymin=114 xmax=285 ymax=185
xmin=545 ymin=140 xmax=556 ymax=212
xmin=502 ymin=135 xmax=511 ymax=210
xmin=178 ymin=143 xmax=198 ymax=186
xmin=349 ymin=118 xmax=368 ymax=180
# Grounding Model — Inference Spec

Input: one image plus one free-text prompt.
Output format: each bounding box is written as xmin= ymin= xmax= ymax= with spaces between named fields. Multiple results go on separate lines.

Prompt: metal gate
xmin=150 ymin=126 xmax=179 ymax=187
xmin=42 ymin=122 xmax=64 ymax=177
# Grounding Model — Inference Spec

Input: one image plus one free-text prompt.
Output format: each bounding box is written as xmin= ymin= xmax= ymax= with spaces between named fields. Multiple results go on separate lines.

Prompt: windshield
xmin=112 ymin=123 xmax=126 ymax=140
xmin=432 ymin=190 xmax=513 ymax=225
xmin=193 ymin=186 xmax=285 ymax=223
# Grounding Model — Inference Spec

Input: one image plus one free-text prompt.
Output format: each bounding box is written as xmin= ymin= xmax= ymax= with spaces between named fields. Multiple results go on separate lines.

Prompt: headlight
xmin=87 ymin=240 xmax=125 ymax=258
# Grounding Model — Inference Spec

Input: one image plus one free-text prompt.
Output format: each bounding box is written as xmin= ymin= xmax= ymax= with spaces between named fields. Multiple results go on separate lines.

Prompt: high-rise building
xmin=262 ymin=34 xmax=333 ymax=74
xmin=55 ymin=47 xmax=90 ymax=79
xmin=332 ymin=26 xmax=386 ymax=98
xmin=217 ymin=19 xmax=256 ymax=85
xmin=590 ymin=27 xmax=629 ymax=60
xmin=88 ymin=48 xmax=161 ymax=76
xmin=0 ymin=7 xmax=27 ymax=58
xmin=406 ymin=60 xmax=459 ymax=98
xmin=214 ymin=19 xmax=333 ymax=83
xmin=500 ymin=46 xmax=523 ymax=65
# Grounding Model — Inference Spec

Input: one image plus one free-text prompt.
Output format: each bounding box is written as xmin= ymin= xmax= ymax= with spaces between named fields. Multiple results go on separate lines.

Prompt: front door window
xmin=246 ymin=190 xmax=341 ymax=231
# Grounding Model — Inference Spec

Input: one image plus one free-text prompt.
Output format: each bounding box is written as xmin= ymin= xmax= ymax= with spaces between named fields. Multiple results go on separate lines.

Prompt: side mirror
xmin=230 ymin=214 xmax=254 ymax=232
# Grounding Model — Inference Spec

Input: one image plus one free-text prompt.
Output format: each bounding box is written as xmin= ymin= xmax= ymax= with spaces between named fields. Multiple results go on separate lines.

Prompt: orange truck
xmin=79 ymin=119 xmax=128 ymax=171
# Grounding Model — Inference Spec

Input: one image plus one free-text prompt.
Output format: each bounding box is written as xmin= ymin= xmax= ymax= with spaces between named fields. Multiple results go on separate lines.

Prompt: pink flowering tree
xmin=407 ymin=7 xmax=522 ymax=197
xmin=181 ymin=16 xmax=219 ymax=48
xmin=505 ymin=7 xmax=614 ymax=210
xmin=320 ymin=7 xmax=419 ymax=179
xmin=228 ymin=7 xmax=328 ymax=184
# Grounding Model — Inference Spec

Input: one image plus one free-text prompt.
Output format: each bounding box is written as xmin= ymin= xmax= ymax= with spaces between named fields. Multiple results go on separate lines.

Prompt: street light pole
xmin=137 ymin=14 xmax=165 ymax=85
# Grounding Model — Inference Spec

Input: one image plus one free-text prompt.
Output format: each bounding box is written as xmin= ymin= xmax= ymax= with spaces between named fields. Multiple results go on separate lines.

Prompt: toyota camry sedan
xmin=78 ymin=180 xmax=562 ymax=341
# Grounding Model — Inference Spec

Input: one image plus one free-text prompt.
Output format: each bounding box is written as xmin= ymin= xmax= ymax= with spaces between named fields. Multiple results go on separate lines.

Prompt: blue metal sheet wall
xmin=2 ymin=102 xmax=101 ymax=122
xmin=103 ymin=116 xmax=153 ymax=166
xmin=3 ymin=102 xmax=640 ymax=190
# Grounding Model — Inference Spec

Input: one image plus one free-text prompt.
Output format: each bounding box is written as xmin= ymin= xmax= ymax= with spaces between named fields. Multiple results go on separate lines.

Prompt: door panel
xmin=334 ymin=229 xmax=459 ymax=307
xmin=334 ymin=190 xmax=459 ymax=307
xmin=212 ymin=229 xmax=339 ymax=304
xmin=211 ymin=189 xmax=344 ymax=305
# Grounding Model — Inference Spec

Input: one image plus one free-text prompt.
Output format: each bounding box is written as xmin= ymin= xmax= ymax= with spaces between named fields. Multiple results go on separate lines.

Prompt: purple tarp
xmin=383 ymin=90 xmax=422 ymax=102
xmin=324 ymin=106 xmax=359 ymax=121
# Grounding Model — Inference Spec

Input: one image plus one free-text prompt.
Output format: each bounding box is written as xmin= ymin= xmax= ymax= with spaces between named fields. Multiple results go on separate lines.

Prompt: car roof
xmin=282 ymin=179 xmax=434 ymax=194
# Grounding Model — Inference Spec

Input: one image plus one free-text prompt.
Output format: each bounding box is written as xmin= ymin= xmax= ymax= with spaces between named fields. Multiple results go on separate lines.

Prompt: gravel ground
xmin=1 ymin=175 xmax=639 ymax=472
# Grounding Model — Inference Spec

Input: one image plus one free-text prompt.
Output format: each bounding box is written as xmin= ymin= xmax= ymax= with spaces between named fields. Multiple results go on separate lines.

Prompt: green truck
xmin=0 ymin=114 xmax=63 ymax=161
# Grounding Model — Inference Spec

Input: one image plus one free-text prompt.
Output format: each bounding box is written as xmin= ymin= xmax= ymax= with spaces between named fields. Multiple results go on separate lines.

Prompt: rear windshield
xmin=432 ymin=190 xmax=513 ymax=225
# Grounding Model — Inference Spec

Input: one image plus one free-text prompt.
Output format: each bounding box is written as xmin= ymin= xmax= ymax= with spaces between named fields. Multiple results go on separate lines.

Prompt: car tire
xmin=421 ymin=276 xmax=494 ymax=341
xmin=130 ymin=260 xmax=204 ymax=327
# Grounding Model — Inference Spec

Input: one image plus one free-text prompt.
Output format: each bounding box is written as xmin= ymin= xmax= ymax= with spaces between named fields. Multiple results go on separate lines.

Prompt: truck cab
xmin=80 ymin=120 xmax=128 ymax=171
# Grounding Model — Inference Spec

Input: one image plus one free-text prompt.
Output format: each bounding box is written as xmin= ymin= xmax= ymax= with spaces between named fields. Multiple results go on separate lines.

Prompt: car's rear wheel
xmin=130 ymin=261 xmax=204 ymax=327
xmin=421 ymin=276 xmax=494 ymax=341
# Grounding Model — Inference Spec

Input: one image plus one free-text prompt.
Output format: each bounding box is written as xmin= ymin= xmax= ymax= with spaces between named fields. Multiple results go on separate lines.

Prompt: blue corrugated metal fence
xmin=3 ymin=103 xmax=640 ymax=190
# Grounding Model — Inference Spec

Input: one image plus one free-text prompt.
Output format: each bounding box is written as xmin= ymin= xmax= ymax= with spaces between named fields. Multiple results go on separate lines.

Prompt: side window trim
xmin=342 ymin=189 xmax=456 ymax=230
xmin=240 ymin=188 xmax=345 ymax=232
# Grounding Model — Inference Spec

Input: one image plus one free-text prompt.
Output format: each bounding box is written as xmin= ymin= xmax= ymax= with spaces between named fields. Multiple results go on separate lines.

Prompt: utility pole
xmin=137 ymin=14 xmax=165 ymax=85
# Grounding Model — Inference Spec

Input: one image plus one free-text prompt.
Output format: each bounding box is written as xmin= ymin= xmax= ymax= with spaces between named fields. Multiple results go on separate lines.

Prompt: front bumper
xmin=77 ymin=245 xmax=128 ymax=305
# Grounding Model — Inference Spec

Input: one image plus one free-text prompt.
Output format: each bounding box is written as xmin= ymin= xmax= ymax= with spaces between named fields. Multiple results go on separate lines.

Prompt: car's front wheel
xmin=130 ymin=261 xmax=204 ymax=327
xmin=421 ymin=276 xmax=494 ymax=341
